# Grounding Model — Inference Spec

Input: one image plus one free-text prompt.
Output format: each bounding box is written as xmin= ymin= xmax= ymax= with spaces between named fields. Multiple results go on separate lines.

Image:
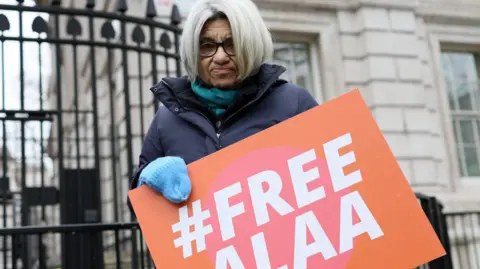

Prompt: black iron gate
xmin=0 ymin=0 xmax=182 ymax=268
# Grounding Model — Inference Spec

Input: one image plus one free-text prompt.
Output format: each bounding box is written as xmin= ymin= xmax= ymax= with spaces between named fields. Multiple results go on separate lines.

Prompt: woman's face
xmin=198 ymin=18 xmax=238 ymax=89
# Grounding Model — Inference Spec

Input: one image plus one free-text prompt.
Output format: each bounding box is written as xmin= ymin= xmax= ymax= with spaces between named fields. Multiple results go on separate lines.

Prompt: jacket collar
xmin=150 ymin=63 xmax=287 ymax=114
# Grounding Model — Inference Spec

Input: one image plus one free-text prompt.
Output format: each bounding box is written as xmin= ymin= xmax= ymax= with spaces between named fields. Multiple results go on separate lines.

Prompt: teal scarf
xmin=191 ymin=80 xmax=238 ymax=116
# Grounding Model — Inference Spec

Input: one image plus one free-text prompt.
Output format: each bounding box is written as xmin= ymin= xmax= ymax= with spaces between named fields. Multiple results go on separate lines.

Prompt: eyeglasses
xmin=199 ymin=38 xmax=235 ymax=57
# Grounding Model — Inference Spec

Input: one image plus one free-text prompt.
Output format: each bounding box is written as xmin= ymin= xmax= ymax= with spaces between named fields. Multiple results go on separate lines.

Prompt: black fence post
xmin=416 ymin=193 xmax=454 ymax=269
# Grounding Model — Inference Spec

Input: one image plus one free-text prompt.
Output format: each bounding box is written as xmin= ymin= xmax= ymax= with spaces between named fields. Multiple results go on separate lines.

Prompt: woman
xmin=128 ymin=0 xmax=318 ymax=206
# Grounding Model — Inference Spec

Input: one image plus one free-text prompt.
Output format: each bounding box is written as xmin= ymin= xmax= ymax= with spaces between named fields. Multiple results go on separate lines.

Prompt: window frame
xmin=441 ymin=49 xmax=480 ymax=183
xmin=270 ymin=32 xmax=324 ymax=102
xmin=428 ymin=21 xmax=480 ymax=190
xmin=259 ymin=6 xmax=345 ymax=104
xmin=440 ymin=50 xmax=480 ymax=179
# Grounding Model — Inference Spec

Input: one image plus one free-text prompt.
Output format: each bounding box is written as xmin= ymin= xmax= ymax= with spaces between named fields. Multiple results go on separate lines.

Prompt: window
xmin=272 ymin=42 xmax=314 ymax=91
xmin=441 ymin=51 xmax=480 ymax=178
xmin=269 ymin=34 xmax=323 ymax=101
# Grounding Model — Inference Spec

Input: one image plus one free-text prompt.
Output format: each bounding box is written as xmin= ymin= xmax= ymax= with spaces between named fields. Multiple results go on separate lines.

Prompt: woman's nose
xmin=213 ymin=46 xmax=229 ymax=63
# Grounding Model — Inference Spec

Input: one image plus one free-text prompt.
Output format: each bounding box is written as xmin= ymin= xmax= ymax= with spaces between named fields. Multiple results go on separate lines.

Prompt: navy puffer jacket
xmin=127 ymin=63 xmax=318 ymax=210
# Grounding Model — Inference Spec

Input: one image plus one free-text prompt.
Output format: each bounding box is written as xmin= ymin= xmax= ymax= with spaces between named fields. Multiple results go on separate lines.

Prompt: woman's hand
xmin=137 ymin=156 xmax=192 ymax=203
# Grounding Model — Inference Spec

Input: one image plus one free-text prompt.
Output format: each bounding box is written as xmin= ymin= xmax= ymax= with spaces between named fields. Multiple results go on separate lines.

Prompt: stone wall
xmin=337 ymin=6 xmax=450 ymax=189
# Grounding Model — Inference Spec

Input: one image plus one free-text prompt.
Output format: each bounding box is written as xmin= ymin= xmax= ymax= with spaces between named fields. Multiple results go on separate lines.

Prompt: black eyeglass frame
xmin=199 ymin=39 xmax=235 ymax=57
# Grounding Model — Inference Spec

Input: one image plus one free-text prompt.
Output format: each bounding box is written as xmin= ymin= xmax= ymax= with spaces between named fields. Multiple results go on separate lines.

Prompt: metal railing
xmin=445 ymin=211 xmax=480 ymax=269
xmin=416 ymin=193 xmax=454 ymax=269
xmin=0 ymin=221 xmax=152 ymax=269
xmin=412 ymin=194 xmax=480 ymax=269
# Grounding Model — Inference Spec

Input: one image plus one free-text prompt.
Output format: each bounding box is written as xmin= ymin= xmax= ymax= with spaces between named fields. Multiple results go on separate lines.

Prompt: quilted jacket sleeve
xmin=127 ymin=109 xmax=165 ymax=216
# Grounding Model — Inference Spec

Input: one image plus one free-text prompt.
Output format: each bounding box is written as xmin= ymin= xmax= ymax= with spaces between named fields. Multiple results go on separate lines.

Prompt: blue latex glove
xmin=137 ymin=156 xmax=192 ymax=203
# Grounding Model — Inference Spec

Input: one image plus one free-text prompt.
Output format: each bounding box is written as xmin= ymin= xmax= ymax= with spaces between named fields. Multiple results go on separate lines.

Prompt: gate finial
xmin=146 ymin=0 xmax=157 ymax=18
xmin=170 ymin=4 xmax=181 ymax=25
xmin=116 ymin=0 xmax=127 ymax=13
xmin=86 ymin=0 xmax=95 ymax=9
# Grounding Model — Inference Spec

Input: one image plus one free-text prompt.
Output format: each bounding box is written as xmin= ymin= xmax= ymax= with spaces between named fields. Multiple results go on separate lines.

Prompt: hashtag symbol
xmin=171 ymin=200 xmax=213 ymax=259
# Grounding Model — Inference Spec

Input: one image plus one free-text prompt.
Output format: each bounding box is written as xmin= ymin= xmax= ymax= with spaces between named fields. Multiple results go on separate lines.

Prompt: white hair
xmin=179 ymin=0 xmax=274 ymax=81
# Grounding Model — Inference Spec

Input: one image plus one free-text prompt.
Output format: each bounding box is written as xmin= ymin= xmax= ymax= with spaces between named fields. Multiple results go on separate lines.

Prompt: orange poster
xmin=128 ymin=89 xmax=446 ymax=269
